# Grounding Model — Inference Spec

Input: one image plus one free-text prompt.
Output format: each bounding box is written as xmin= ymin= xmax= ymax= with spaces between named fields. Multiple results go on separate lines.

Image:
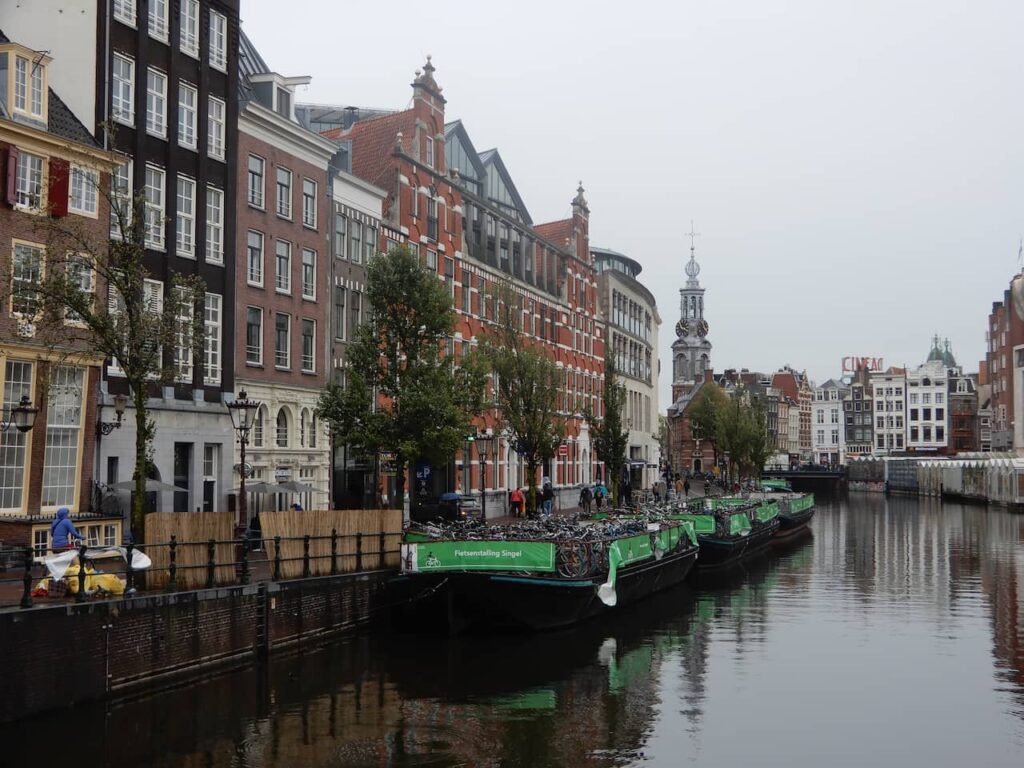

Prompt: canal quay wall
xmin=0 ymin=569 xmax=394 ymax=723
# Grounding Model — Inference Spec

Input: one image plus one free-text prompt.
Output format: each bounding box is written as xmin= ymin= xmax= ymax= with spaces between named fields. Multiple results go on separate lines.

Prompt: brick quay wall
xmin=0 ymin=570 xmax=394 ymax=723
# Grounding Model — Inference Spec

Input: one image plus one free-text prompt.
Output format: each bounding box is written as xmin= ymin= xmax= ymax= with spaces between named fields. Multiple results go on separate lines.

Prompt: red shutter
xmin=49 ymin=158 xmax=70 ymax=217
xmin=4 ymin=145 xmax=18 ymax=207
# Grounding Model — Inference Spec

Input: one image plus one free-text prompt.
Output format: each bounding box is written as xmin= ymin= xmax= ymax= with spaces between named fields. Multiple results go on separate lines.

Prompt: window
xmin=69 ymin=166 xmax=98 ymax=216
xmin=248 ymin=155 xmax=265 ymax=208
xmin=13 ymin=54 xmax=44 ymax=118
xmin=275 ymin=313 xmax=290 ymax=368
xmin=146 ymin=68 xmax=167 ymax=137
xmin=208 ymin=97 xmax=225 ymax=159
xmin=334 ymin=212 xmax=347 ymax=258
xmin=301 ymin=249 xmax=316 ymax=299
xmin=349 ymin=221 xmax=362 ymax=264
xmin=112 ymin=54 xmax=135 ymax=124
xmin=205 ymin=186 xmax=224 ymax=264
xmin=246 ymin=231 xmax=264 ymax=285
xmin=34 ymin=529 xmax=50 ymax=557
xmin=209 ymin=11 xmax=228 ymax=71
xmin=148 ymin=0 xmax=169 ymax=40
xmin=426 ymin=249 xmax=438 ymax=270
xmin=301 ymin=320 xmax=315 ymax=372
xmin=111 ymin=160 xmax=132 ymax=234
xmin=65 ymin=257 xmax=94 ymax=324
xmin=0 ymin=361 xmax=34 ymax=511
xmin=923 ymin=408 xmax=932 ymax=421
xmin=910 ymin=408 xmax=918 ymax=421
xmin=349 ymin=292 xmax=361 ymax=337
xmin=923 ymin=426 xmax=932 ymax=442
xmin=302 ymin=179 xmax=317 ymax=227
xmin=275 ymin=241 xmax=291 ymax=293
xmin=276 ymin=409 xmax=289 ymax=448
xmin=173 ymin=287 xmax=194 ymax=382
xmin=180 ymin=0 xmax=199 ymax=56
xmin=935 ymin=408 xmax=945 ymax=422
xmin=253 ymin=407 xmax=265 ymax=447
xmin=276 ymin=168 xmax=292 ymax=218
xmin=427 ymin=197 xmax=438 ymax=240
xmin=922 ymin=393 xmax=931 ymax=404
xmin=334 ymin=286 xmax=346 ymax=340
xmin=175 ymin=176 xmax=196 ymax=257
xmin=113 ymin=0 xmax=136 ymax=25
xmin=15 ymin=151 xmax=44 ymax=209
xmin=246 ymin=307 xmax=263 ymax=364
xmin=364 ymin=225 xmax=377 ymax=261
xmin=144 ymin=165 xmax=165 ymax=249
xmin=936 ymin=426 xmax=945 ymax=442
xmin=935 ymin=393 xmax=944 ymax=404
xmin=178 ymin=82 xmax=198 ymax=149
xmin=204 ymin=293 xmax=222 ymax=385
xmin=425 ymin=136 xmax=434 ymax=168
xmin=11 ymin=243 xmax=42 ymax=317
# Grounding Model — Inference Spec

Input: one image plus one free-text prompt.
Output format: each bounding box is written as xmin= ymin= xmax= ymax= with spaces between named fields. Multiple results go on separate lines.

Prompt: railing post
xmin=206 ymin=539 xmax=216 ymax=588
xmin=240 ymin=538 xmax=250 ymax=585
xmin=125 ymin=542 xmax=135 ymax=594
xmin=378 ymin=531 xmax=386 ymax=569
xmin=20 ymin=546 xmax=33 ymax=609
xmin=356 ymin=532 xmax=363 ymax=572
xmin=168 ymin=536 xmax=178 ymax=592
xmin=76 ymin=543 xmax=88 ymax=603
xmin=302 ymin=534 xmax=311 ymax=579
xmin=330 ymin=528 xmax=338 ymax=575
xmin=273 ymin=536 xmax=282 ymax=581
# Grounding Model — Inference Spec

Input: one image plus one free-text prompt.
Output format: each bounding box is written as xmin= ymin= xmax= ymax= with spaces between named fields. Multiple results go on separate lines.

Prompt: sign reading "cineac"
xmin=842 ymin=356 xmax=884 ymax=373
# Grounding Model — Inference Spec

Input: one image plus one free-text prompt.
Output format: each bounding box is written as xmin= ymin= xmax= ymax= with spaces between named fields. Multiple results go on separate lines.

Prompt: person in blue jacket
xmin=50 ymin=507 xmax=84 ymax=552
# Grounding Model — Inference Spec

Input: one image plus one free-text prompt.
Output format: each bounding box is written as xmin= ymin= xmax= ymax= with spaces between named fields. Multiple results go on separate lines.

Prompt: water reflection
xmin=1 ymin=497 xmax=1022 ymax=766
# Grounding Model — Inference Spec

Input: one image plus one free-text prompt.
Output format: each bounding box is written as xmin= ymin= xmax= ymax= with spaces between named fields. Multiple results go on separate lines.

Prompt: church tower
xmin=670 ymin=234 xmax=713 ymax=401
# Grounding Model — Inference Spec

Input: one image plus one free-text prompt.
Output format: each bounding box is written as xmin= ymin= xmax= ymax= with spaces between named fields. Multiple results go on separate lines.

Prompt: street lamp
xmin=476 ymin=432 xmax=495 ymax=522
xmin=0 ymin=395 xmax=38 ymax=434
xmin=226 ymin=389 xmax=261 ymax=529
xmin=97 ymin=393 xmax=129 ymax=436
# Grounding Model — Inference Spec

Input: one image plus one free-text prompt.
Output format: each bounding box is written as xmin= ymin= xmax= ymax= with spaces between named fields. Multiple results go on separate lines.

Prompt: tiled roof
xmin=534 ymin=218 xmax=572 ymax=248
xmin=48 ymin=88 xmax=98 ymax=147
xmin=337 ymin=109 xmax=417 ymax=190
xmin=771 ymin=372 xmax=799 ymax=401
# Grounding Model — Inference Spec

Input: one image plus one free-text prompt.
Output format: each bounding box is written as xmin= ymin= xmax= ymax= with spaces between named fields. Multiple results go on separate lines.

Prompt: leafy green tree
xmin=316 ymin=246 xmax=484 ymax=510
xmin=743 ymin=396 xmax=775 ymax=480
xmin=2 ymin=168 xmax=203 ymax=541
xmin=477 ymin=280 xmax=564 ymax=514
xmin=689 ymin=383 xmax=728 ymax=468
xmin=588 ymin=351 xmax=629 ymax=505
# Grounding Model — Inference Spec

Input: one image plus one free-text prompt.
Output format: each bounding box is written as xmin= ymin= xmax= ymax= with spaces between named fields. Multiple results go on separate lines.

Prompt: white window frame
xmin=301 ymin=249 xmax=316 ymax=300
xmin=11 ymin=241 xmax=43 ymax=319
xmin=204 ymin=293 xmax=222 ymax=385
xmin=146 ymin=67 xmax=167 ymax=137
xmin=205 ymin=186 xmax=224 ymax=264
xmin=0 ymin=361 xmax=36 ymax=513
xmin=248 ymin=155 xmax=265 ymax=208
xmin=276 ymin=167 xmax=292 ymax=218
xmin=69 ymin=165 xmax=99 ymax=217
xmin=175 ymin=175 xmax=196 ymax=257
xmin=148 ymin=0 xmax=169 ymax=41
xmin=110 ymin=158 xmax=133 ymax=239
xmin=174 ymin=286 xmax=194 ymax=383
xmin=246 ymin=307 xmax=263 ymax=365
xmin=15 ymin=151 xmax=44 ymax=210
xmin=144 ymin=164 xmax=166 ymax=250
xmin=207 ymin=96 xmax=226 ymax=160
xmin=65 ymin=256 xmax=95 ymax=325
xmin=301 ymin=319 xmax=316 ymax=373
xmin=247 ymin=230 xmax=264 ymax=286
xmin=113 ymin=0 xmax=137 ymax=26
xmin=13 ymin=54 xmax=44 ymax=119
xmin=302 ymin=178 xmax=317 ymax=228
xmin=275 ymin=313 xmax=291 ymax=369
xmin=178 ymin=81 xmax=198 ymax=149
xmin=209 ymin=11 xmax=228 ymax=71
xmin=179 ymin=0 xmax=199 ymax=57
xmin=112 ymin=53 xmax=135 ymax=125
xmin=275 ymin=240 xmax=291 ymax=294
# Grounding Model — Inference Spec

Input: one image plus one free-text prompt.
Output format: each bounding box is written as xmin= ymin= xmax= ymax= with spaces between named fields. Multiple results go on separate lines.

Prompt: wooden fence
xmin=144 ymin=512 xmax=236 ymax=589
xmin=258 ymin=509 xmax=403 ymax=579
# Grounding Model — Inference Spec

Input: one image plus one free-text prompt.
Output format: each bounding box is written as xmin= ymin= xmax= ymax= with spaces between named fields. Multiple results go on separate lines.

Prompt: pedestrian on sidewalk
xmin=683 ymin=478 xmax=691 ymax=497
xmin=579 ymin=485 xmax=593 ymax=516
xmin=541 ymin=478 xmax=554 ymax=517
xmin=510 ymin=487 xmax=525 ymax=518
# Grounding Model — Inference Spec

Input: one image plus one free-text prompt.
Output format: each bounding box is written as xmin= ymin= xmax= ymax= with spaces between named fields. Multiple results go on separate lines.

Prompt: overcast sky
xmin=243 ymin=0 xmax=1024 ymax=408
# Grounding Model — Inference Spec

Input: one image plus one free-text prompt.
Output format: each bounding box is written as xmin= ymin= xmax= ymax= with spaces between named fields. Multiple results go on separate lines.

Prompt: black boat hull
xmin=693 ymin=518 xmax=781 ymax=571
xmin=391 ymin=544 xmax=698 ymax=632
xmin=773 ymin=508 xmax=816 ymax=540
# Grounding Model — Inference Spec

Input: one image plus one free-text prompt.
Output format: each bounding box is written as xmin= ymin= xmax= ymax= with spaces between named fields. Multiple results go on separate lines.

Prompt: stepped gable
xmin=327 ymin=109 xmax=417 ymax=190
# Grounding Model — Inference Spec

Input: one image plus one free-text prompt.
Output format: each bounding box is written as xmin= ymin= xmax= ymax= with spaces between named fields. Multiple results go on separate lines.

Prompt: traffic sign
xmin=558 ymin=444 xmax=568 ymax=457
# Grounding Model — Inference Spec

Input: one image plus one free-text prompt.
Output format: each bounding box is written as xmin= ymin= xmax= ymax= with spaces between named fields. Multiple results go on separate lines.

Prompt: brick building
xmin=0 ymin=31 xmax=123 ymax=550
xmin=985 ymin=271 xmax=1024 ymax=451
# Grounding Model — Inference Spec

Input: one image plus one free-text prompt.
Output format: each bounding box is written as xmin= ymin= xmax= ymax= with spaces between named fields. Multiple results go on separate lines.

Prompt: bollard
xmin=206 ymin=539 xmax=216 ymax=588
xmin=330 ymin=528 xmax=338 ymax=575
xmin=125 ymin=542 xmax=135 ymax=593
xmin=273 ymin=536 xmax=282 ymax=581
xmin=168 ymin=535 xmax=178 ymax=592
xmin=20 ymin=546 xmax=33 ymax=609
xmin=76 ymin=543 xmax=88 ymax=603
xmin=356 ymin=532 xmax=363 ymax=572
xmin=302 ymin=534 xmax=311 ymax=579
xmin=379 ymin=531 xmax=386 ymax=568
xmin=240 ymin=539 xmax=250 ymax=585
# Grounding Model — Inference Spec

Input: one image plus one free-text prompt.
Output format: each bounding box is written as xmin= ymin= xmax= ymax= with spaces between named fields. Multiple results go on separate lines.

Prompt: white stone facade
xmin=812 ymin=379 xmax=849 ymax=465
xmin=870 ymin=369 xmax=907 ymax=455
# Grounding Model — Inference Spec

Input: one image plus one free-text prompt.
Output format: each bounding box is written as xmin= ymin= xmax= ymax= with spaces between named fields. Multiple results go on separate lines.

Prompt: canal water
xmin=3 ymin=495 xmax=1023 ymax=767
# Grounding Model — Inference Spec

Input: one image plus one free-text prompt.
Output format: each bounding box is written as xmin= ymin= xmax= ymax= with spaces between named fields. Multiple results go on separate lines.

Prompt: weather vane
xmin=685 ymin=220 xmax=700 ymax=252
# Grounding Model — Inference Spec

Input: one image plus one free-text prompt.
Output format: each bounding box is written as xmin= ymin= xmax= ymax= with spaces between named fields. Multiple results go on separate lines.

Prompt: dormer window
xmin=13 ymin=53 xmax=45 ymax=119
xmin=275 ymin=87 xmax=292 ymax=119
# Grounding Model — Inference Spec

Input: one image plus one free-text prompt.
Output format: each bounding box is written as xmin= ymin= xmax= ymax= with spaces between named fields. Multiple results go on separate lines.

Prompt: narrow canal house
xmin=0 ymin=30 xmax=123 ymax=552
xmin=320 ymin=59 xmax=605 ymax=512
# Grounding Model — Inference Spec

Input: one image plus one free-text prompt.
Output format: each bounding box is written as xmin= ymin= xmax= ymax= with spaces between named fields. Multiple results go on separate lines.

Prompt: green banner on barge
xmin=409 ymin=540 xmax=557 ymax=572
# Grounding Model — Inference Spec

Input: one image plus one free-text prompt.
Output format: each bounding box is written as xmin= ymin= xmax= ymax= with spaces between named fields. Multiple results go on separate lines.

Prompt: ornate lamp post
xmin=1 ymin=394 xmax=39 ymax=434
xmin=226 ymin=390 xmax=260 ymax=529
xmin=476 ymin=432 xmax=495 ymax=522
xmin=96 ymin=393 xmax=129 ymax=436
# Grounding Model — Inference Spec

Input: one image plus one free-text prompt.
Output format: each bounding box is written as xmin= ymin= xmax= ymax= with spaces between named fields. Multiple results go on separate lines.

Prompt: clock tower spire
xmin=671 ymin=224 xmax=712 ymax=392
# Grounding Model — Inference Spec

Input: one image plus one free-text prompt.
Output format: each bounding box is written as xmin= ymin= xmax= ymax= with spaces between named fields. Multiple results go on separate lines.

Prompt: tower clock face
xmin=697 ymin=319 xmax=709 ymax=337
xmin=676 ymin=319 xmax=690 ymax=337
